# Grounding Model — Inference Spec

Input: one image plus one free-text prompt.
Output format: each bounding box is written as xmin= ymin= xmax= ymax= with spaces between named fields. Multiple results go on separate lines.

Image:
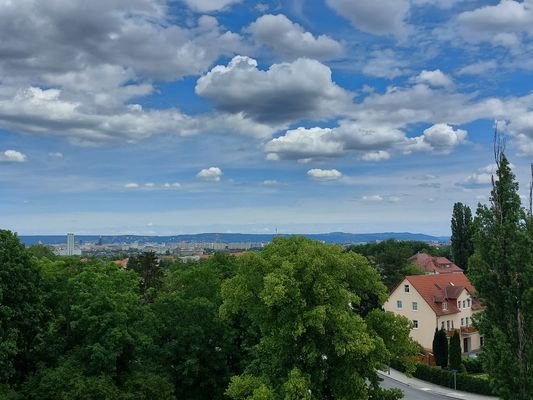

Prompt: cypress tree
xmin=449 ymin=331 xmax=461 ymax=371
xmin=469 ymin=154 xmax=533 ymax=400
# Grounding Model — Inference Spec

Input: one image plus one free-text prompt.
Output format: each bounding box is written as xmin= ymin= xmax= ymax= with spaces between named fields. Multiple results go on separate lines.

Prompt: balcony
xmin=460 ymin=326 xmax=477 ymax=335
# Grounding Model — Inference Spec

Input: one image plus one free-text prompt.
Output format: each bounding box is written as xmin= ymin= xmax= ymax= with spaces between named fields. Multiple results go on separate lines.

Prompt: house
xmin=384 ymin=273 xmax=483 ymax=353
xmin=409 ymin=253 xmax=464 ymax=274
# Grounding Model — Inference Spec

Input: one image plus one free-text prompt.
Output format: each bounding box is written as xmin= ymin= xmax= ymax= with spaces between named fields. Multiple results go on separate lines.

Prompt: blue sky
xmin=1 ymin=0 xmax=533 ymax=235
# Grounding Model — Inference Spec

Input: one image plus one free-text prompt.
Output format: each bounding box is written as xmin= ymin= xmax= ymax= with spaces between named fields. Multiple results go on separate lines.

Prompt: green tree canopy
xmin=347 ymin=239 xmax=428 ymax=289
xmin=0 ymin=230 xmax=43 ymax=386
xmin=450 ymin=202 xmax=474 ymax=271
xmin=469 ymin=154 xmax=533 ymax=399
xmin=221 ymin=236 xmax=415 ymax=400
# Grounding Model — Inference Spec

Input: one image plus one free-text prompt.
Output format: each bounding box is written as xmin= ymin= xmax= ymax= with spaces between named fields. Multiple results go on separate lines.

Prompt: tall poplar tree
xmin=469 ymin=154 xmax=533 ymax=400
xmin=450 ymin=202 xmax=473 ymax=271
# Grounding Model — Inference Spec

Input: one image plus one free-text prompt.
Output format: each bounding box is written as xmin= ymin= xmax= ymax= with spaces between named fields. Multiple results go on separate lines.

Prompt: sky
xmin=1 ymin=0 xmax=533 ymax=236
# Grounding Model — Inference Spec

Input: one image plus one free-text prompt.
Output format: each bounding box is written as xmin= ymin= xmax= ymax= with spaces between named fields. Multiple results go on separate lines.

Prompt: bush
xmin=462 ymin=357 xmax=484 ymax=374
xmin=413 ymin=364 xmax=495 ymax=396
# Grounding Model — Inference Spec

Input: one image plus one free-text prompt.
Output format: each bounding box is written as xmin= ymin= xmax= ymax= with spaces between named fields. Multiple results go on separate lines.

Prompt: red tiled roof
xmin=405 ymin=273 xmax=476 ymax=316
xmin=409 ymin=253 xmax=464 ymax=274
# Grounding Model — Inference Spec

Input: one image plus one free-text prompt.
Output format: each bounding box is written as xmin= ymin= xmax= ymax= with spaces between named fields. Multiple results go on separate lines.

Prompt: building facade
xmin=384 ymin=273 xmax=482 ymax=353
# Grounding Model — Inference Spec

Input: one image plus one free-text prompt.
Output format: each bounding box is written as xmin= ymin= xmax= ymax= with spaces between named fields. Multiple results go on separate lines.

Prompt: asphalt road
xmin=380 ymin=375 xmax=452 ymax=400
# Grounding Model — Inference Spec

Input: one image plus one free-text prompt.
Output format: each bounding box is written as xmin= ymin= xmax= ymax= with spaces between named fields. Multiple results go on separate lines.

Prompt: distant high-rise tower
xmin=67 ymin=233 xmax=75 ymax=256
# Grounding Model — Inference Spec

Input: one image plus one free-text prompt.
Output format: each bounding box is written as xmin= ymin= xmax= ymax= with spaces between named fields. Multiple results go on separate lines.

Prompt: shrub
xmin=413 ymin=364 xmax=495 ymax=396
xmin=462 ymin=357 xmax=484 ymax=374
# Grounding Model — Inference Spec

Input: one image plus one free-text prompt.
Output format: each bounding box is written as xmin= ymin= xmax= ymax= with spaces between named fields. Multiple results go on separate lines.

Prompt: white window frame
xmin=412 ymin=320 xmax=419 ymax=329
xmin=396 ymin=300 xmax=403 ymax=310
xmin=412 ymin=301 xmax=418 ymax=311
xmin=404 ymin=284 xmax=410 ymax=293
xmin=443 ymin=302 xmax=448 ymax=311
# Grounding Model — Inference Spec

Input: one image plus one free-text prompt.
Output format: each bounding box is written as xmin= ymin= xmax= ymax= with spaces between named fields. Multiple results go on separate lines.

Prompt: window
xmin=443 ymin=302 xmax=448 ymax=311
xmin=463 ymin=300 xmax=466 ymax=308
xmin=461 ymin=318 xmax=464 ymax=326
xmin=446 ymin=320 xmax=450 ymax=330
xmin=465 ymin=317 xmax=469 ymax=326
xmin=412 ymin=320 xmax=419 ymax=329
xmin=404 ymin=284 xmax=410 ymax=293
xmin=458 ymin=301 xmax=461 ymax=308
xmin=467 ymin=299 xmax=471 ymax=307
xmin=480 ymin=337 xmax=484 ymax=347
xmin=412 ymin=302 xmax=418 ymax=311
xmin=441 ymin=321 xmax=445 ymax=329
xmin=396 ymin=300 xmax=403 ymax=310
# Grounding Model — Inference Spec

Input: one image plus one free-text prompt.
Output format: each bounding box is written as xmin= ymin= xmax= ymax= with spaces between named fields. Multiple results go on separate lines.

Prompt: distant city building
xmin=67 ymin=233 xmax=75 ymax=256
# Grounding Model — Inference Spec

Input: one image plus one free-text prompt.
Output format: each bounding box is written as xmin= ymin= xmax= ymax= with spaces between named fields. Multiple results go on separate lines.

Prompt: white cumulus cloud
xmin=197 ymin=166 xmax=223 ymax=181
xmin=0 ymin=150 xmax=27 ymax=163
xmin=307 ymin=168 xmax=343 ymax=181
xmin=412 ymin=70 xmax=453 ymax=88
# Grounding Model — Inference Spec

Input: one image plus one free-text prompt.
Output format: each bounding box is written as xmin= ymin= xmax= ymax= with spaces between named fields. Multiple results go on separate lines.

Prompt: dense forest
xmin=0 ymin=234 xmax=416 ymax=400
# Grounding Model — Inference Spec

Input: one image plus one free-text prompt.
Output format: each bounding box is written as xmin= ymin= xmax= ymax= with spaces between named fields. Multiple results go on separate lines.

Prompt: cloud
xmin=404 ymin=124 xmax=467 ymax=154
xmin=247 ymin=14 xmax=342 ymax=60
xmin=456 ymin=1 xmax=533 ymax=48
xmin=412 ymin=70 xmax=453 ymax=88
xmin=361 ymin=150 xmax=391 ymax=161
xmin=455 ymin=163 xmax=503 ymax=188
xmin=457 ymin=61 xmax=498 ymax=76
xmin=265 ymin=120 xmax=468 ymax=162
xmin=0 ymin=2 xmax=244 ymax=82
xmin=197 ymin=166 xmax=223 ymax=181
xmin=0 ymin=85 xmax=280 ymax=144
xmin=0 ymin=150 xmax=27 ymax=163
xmin=307 ymin=168 xmax=343 ymax=181
xmin=361 ymin=195 xmax=384 ymax=202
xmin=330 ymin=120 xmax=405 ymax=151
xmin=163 ymin=182 xmax=181 ymax=188
xmin=263 ymin=180 xmax=281 ymax=185
xmin=47 ymin=152 xmax=63 ymax=159
xmin=264 ymin=127 xmax=343 ymax=161
xmin=457 ymin=173 xmax=492 ymax=188
xmin=361 ymin=49 xmax=410 ymax=79
xmin=195 ymin=56 xmax=354 ymax=124
xmin=181 ymin=0 xmax=242 ymax=12
xmin=325 ymin=0 xmax=411 ymax=38
xmin=361 ymin=194 xmax=401 ymax=203
xmin=124 ymin=182 xmax=140 ymax=189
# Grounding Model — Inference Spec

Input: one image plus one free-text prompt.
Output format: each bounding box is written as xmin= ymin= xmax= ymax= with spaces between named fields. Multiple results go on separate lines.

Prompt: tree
xmin=432 ymin=328 xmax=448 ymax=368
xmin=127 ymin=252 xmax=162 ymax=301
xmin=221 ymin=237 xmax=414 ymax=400
xmin=450 ymin=202 xmax=474 ymax=271
xmin=469 ymin=154 xmax=533 ymax=399
xmin=347 ymin=239 xmax=427 ymax=290
xmin=0 ymin=230 xmax=43 ymax=386
xmin=448 ymin=331 xmax=461 ymax=371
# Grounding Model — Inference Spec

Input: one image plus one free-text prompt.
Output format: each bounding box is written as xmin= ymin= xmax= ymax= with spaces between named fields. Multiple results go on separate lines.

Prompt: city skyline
xmin=2 ymin=0 xmax=533 ymax=236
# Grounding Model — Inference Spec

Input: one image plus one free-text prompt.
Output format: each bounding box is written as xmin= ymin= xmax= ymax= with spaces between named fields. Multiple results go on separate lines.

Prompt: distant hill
xmin=19 ymin=232 xmax=449 ymax=246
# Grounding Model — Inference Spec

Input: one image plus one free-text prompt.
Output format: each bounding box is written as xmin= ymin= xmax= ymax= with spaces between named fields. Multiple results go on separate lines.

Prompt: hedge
xmin=389 ymin=359 xmax=495 ymax=396
xmin=413 ymin=363 xmax=495 ymax=396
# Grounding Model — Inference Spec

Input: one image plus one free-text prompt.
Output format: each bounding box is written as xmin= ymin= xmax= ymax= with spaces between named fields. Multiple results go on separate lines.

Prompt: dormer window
xmin=442 ymin=302 xmax=448 ymax=311
xmin=404 ymin=284 xmax=410 ymax=293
